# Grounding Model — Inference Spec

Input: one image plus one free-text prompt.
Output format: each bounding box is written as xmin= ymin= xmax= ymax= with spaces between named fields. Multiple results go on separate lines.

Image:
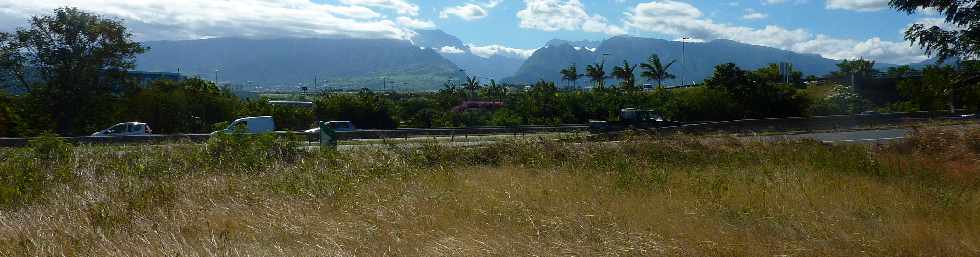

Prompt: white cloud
xmin=338 ymin=0 xmax=420 ymax=16
xmin=516 ymin=0 xmax=626 ymax=35
xmin=439 ymin=1 xmax=502 ymax=21
xmin=397 ymin=16 xmax=435 ymax=29
xmin=742 ymin=8 xmax=767 ymax=20
xmin=467 ymin=44 xmax=538 ymax=59
xmin=0 ymin=0 xmax=422 ymax=41
xmin=439 ymin=45 xmax=466 ymax=54
xmin=825 ymin=0 xmax=889 ymax=12
xmin=440 ymin=3 xmax=490 ymax=21
xmin=625 ymin=0 xmax=927 ymax=64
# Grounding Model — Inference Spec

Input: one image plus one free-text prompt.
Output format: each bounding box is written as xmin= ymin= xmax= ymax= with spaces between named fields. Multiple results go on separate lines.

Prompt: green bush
xmin=206 ymin=132 xmax=304 ymax=172
xmin=0 ymin=134 xmax=75 ymax=208
xmin=29 ymin=133 xmax=73 ymax=162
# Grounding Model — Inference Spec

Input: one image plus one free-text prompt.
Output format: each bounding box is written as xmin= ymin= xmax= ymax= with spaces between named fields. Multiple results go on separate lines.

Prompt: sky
xmin=0 ymin=0 xmax=945 ymax=64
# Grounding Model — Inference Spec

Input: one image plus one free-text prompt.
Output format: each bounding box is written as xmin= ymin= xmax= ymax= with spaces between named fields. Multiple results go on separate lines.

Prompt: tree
xmin=559 ymin=63 xmax=582 ymax=89
xmin=890 ymin=0 xmax=979 ymax=63
xmin=127 ymin=78 xmax=238 ymax=133
xmin=899 ymin=65 xmax=955 ymax=111
xmin=0 ymin=93 xmax=21 ymax=137
xmin=886 ymin=65 xmax=915 ymax=78
xmin=837 ymin=59 xmax=876 ymax=76
xmin=482 ymin=79 xmax=506 ymax=101
xmin=0 ymin=7 xmax=146 ymax=135
xmin=612 ymin=60 xmax=639 ymax=90
xmin=752 ymin=63 xmax=803 ymax=87
xmin=585 ymin=61 xmax=607 ymax=90
xmin=314 ymin=90 xmax=397 ymax=129
xmin=640 ymin=54 xmax=676 ymax=88
xmin=706 ymin=63 xmax=809 ymax=118
xmin=464 ymin=76 xmax=481 ymax=98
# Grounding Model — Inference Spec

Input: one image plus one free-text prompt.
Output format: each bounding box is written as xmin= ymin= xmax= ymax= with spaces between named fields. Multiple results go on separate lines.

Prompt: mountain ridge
xmin=505 ymin=35 xmax=856 ymax=86
xmin=135 ymin=37 xmax=465 ymax=90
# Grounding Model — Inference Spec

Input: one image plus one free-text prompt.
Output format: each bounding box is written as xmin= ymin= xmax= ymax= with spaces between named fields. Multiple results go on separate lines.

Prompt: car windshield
xmin=107 ymin=124 xmax=126 ymax=133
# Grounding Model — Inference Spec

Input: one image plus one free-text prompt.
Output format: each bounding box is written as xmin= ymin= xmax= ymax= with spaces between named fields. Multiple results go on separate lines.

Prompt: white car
xmin=92 ymin=122 xmax=153 ymax=137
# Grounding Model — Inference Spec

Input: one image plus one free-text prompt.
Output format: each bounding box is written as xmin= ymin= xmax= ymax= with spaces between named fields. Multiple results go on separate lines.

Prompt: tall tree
xmin=890 ymin=0 xmax=979 ymax=62
xmin=559 ymin=63 xmax=582 ymax=89
xmin=640 ymin=54 xmax=676 ymax=88
xmin=464 ymin=76 xmax=481 ymax=99
xmin=585 ymin=61 xmax=607 ymax=90
xmin=612 ymin=60 xmax=639 ymax=90
xmin=0 ymin=7 xmax=146 ymax=135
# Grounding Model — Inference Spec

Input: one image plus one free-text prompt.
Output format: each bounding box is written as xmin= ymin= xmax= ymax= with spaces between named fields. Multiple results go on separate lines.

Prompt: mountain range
xmin=503 ymin=36 xmax=843 ymax=86
xmin=410 ymin=30 xmax=525 ymax=81
xmin=132 ymin=31 xmax=926 ymax=91
xmin=136 ymin=37 xmax=466 ymax=91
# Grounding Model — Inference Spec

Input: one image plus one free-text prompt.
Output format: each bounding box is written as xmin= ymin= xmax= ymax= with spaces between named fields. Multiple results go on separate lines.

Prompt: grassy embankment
xmin=0 ymin=128 xmax=978 ymax=256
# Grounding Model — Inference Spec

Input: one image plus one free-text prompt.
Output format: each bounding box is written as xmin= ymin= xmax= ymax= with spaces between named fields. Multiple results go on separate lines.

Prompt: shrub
xmin=206 ymin=132 xmax=304 ymax=172
xmin=0 ymin=134 xmax=74 ymax=208
xmin=29 ymin=133 xmax=73 ymax=162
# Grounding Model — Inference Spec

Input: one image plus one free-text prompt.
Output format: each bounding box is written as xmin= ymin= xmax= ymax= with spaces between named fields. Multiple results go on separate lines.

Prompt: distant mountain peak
xmin=411 ymin=29 xmax=466 ymax=49
xmin=506 ymin=35 xmax=843 ymax=85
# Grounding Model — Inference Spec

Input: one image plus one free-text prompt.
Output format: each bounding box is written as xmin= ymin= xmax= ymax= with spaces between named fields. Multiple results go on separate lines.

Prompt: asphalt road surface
xmin=322 ymin=128 xmax=921 ymax=151
xmin=764 ymin=128 xmax=910 ymax=143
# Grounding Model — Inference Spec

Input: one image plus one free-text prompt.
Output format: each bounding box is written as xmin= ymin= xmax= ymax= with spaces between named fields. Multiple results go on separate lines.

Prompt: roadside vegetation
xmin=0 ymin=127 xmax=978 ymax=255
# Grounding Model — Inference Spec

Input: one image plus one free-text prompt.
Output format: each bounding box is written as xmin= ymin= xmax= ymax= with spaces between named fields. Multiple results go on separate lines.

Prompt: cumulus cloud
xmin=439 ymin=45 xmax=466 ymax=54
xmin=467 ymin=44 xmax=538 ymax=59
xmin=0 ymin=0 xmax=423 ymax=41
xmin=440 ymin=1 xmax=502 ymax=21
xmin=339 ymin=0 xmax=420 ymax=16
xmin=516 ymin=0 xmax=626 ymax=35
xmin=625 ymin=0 xmax=926 ymax=64
xmin=825 ymin=0 xmax=889 ymax=12
xmin=440 ymin=4 xmax=490 ymax=21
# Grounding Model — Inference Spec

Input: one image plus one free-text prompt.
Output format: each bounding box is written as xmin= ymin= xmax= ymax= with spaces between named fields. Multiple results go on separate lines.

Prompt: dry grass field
xmin=0 ymin=127 xmax=978 ymax=256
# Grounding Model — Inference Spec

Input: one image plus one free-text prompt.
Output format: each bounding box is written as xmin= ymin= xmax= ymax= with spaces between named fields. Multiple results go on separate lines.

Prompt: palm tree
xmin=612 ymin=60 xmax=639 ymax=90
xmin=585 ymin=61 xmax=607 ymax=89
xmin=464 ymin=76 xmax=481 ymax=99
xmin=560 ymin=63 xmax=583 ymax=89
xmin=483 ymin=79 xmax=506 ymax=101
xmin=640 ymin=54 xmax=677 ymax=88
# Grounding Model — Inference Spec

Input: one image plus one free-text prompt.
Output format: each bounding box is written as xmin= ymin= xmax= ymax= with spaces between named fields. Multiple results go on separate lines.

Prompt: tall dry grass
xmin=0 ymin=129 xmax=978 ymax=256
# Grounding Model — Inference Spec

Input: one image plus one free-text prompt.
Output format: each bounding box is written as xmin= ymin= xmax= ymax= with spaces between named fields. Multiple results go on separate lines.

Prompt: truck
xmin=212 ymin=116 xmax=276 ymax=135
xmin=91 ymin=122 xmax=153 ymax=137
xmin=589 ymin=108 xmax=679 ymax=133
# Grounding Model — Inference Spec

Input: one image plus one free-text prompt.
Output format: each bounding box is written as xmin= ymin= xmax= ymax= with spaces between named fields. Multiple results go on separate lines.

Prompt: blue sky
xmin=0 ymin=0 xmax=942 ymax=64
xmin=426 ymin=0 xmax=923 ymax=49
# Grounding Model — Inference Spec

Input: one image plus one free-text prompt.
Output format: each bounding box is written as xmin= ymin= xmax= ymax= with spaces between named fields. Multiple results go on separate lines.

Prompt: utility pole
xmin=681 ymin=37 xmax=689 ymax=86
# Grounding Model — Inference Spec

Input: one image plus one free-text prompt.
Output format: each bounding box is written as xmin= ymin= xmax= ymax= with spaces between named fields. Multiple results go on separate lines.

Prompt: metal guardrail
xmin=0 ymin=111 xmax=974 ymax=147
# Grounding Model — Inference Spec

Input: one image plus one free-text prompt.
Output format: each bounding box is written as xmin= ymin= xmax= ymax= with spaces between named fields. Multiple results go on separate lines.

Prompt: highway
xmin=760 ymin=128 xmax=910 ymax=143
xmin=325 ymin=127 xmax=926 ymax=151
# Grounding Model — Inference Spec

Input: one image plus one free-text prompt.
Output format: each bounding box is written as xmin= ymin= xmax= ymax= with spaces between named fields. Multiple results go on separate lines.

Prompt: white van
xmin=92 ymin=122 xmax=153 ymax=137
xmin=213 ymin=116 xmax=276 ymax=134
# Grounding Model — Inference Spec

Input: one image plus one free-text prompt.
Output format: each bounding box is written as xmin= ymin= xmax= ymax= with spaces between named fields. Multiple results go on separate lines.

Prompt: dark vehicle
xmin=590 ymin=108 xmax=680 ymax=133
